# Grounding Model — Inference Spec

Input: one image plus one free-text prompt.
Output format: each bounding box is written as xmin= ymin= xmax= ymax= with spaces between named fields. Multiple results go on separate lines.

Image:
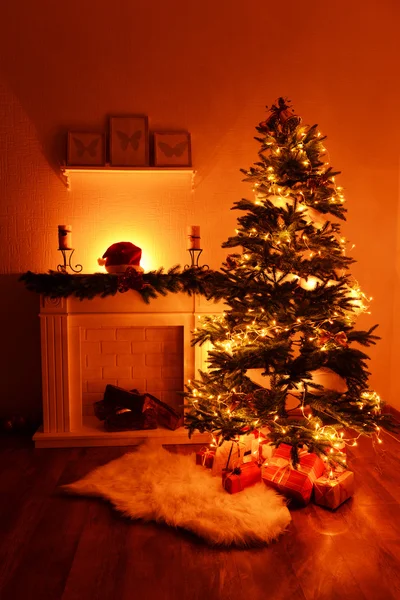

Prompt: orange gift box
xmin=314 ymin=471 xmax=354 ymax=509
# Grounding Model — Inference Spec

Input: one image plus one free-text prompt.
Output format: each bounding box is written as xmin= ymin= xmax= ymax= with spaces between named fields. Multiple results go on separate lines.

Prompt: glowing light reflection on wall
xmin=66 ymin=170 xmax=194 ymax=274
xmin=90 ymin=231 xmax=154 ymax=273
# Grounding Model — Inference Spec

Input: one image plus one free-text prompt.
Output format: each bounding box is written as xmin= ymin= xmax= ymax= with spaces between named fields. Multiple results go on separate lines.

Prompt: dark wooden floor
xmin=1 ymin=433 xmax=400 ymax=600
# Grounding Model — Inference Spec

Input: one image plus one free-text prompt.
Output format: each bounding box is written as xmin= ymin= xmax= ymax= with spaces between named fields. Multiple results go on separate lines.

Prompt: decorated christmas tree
xmin=185 ymin=97 xmax=390 ymax=464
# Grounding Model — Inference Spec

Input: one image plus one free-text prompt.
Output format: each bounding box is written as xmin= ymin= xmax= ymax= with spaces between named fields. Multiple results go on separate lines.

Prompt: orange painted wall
xmin=0 ymin=0 xmax=399 ymax=418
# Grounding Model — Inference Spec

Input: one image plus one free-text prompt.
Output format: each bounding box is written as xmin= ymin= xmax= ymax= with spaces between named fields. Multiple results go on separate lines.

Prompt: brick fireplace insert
xmin=34 ymin=291 xmax=218 ymax=447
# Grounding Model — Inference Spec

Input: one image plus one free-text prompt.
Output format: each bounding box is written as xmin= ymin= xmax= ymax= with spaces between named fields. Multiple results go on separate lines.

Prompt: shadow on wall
xmin=0 ymin=275 xmax=42 ymax=421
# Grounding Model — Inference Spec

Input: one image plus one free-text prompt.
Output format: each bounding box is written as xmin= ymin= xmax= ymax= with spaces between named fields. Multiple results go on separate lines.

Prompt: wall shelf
xmin=61 ymin=165 xmax=195 ymax=190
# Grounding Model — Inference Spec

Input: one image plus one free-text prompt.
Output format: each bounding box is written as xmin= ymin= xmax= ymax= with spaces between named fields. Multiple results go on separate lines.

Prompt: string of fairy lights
xmin=186 ymin=120 xmax=383 ymax=462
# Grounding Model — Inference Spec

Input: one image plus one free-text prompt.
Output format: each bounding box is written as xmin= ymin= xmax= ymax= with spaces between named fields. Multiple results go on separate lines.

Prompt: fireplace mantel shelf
xmin=61 ymin=166 xmax=195 ymax=190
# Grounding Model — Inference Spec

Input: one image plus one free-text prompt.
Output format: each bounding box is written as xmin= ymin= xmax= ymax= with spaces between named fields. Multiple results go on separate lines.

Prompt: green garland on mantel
xmin=20 ymin=266 xmax=226 ymax=304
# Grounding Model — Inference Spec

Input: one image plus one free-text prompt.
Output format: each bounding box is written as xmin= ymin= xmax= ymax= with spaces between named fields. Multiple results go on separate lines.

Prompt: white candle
xmin=58 ymin=224 xmax=72 ymax=250
xmin=187 ymin=225 xmax=201 ymax=249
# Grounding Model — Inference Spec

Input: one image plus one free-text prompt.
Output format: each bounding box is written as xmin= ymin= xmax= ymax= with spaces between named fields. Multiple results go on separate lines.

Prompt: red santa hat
xmin=98 ymin=242 xmax=143 ymax=273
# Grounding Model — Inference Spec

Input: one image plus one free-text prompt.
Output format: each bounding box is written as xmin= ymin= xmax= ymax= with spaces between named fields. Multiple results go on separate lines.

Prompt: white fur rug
xmin=61 ymin=442 xmax=291 ymax=547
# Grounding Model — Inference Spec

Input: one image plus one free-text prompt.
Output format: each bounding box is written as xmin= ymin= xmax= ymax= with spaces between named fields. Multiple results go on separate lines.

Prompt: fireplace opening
xmin=81 ymin=326 xmax=184 ymax=420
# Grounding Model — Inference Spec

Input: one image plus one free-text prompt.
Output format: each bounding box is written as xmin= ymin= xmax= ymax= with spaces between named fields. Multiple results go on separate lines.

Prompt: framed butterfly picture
xmin=153 ymin=132 xmax=191 ymax=167
xmin=109 ymin=115 xmax=149 ymax=167
xmin=67 ymin=132 xmax=105 ymax=166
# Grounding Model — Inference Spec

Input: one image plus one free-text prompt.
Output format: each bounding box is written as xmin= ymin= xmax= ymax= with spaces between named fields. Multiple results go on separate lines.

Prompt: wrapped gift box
xmin=223 ymin=461 xmax=262 ymax=494
xmin=105 ymin=396 xmax=157 ymax=431
xmin=132 ymin=389 xmax=183 ymax=431
xmin=94 ymin=384 xmax=145 ymax=421
xmin=262 ymin=444 xmax=325 ymax=506
xmin=212 ymin=439 xmax=246 ymax=476
xmin=95 ymin=384 xmax=182 ymax=431
xmin=195 ymin=447 xmax=215 ymax=469
xmin=240 ymin=427 xmax=272 ymax=464
xmin=259 ymin=440 xmax=275 ymax=462
xmin=240 ymin=433 xmax=261 ymax=464
xmin=314 ymin=471 xmax=354 ymax=509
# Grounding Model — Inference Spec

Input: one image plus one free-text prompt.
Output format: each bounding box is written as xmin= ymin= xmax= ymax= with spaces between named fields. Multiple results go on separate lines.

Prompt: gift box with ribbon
xmin=212 ymin=439 xmax=246 ymax=476
xmin=314 ymin=470 xmax=354 ymax=509
xmin=223 ymin=461 xmax=262 ymax=494
xmin=240 ymin=433 xmax=261 ymax=464
xmin=262 ymin=444 xmax=325 ymax=505
xmin=240 ymin=427 xmax=272 ymax=464
xmin=195 ymin=447 xmax=215 ymax=469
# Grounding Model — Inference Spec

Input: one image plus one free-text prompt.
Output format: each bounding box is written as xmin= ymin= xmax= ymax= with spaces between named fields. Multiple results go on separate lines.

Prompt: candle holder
xmin=184 ymin=248 xmax=209 ymax=270
xmin=57 ymin=248 xmax=83 ymax=274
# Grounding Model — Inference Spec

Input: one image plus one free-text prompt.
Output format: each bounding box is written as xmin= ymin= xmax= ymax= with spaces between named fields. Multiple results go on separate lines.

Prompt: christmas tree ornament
xmin=279 ymin=108 xmax=302 ymax=131
xmin=98 ymin=241 xmax=143 ymax=274
xmin=259 ymin=113 xmax=279 ymax=132
xmin=317 ymin=330 xmax=348 ymax=348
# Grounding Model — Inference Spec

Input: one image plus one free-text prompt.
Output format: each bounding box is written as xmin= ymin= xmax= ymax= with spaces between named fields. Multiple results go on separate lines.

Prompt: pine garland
xmin=20 ymin=266 xmax=226 ymax=304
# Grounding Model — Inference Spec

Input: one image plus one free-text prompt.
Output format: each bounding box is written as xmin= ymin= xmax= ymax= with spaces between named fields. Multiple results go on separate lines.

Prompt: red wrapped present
xmin=262 ymin=444 xmax=325 ymax=506
xmin=314 ymin=470 xmax=354 ymax=509
xmin=223 ymin=461 xmax=262 ymax=494
xmin=195 ymin=447 xmax=215 ymax=469
xmin=272 ymin=444 xmax=325 ymax=482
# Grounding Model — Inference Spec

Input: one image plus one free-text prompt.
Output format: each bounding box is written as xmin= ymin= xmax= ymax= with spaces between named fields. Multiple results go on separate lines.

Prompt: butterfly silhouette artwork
xmin=110 ymin=116 xmax=149 ymax=166
xmin=154 ymin=132 xmax=191 ymax=167
xmin=67 ymin=132 xmax=105 ymax=166
xmin=117 ymin=130 xmax=142 ymax=151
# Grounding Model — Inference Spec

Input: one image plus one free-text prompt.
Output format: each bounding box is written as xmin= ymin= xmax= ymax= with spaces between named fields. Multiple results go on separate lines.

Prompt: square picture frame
xmin=109 ymin=115 xmax=149 ymax=167
xmin=153 ymin=131 xmax=192 ymax=167
xmin=67 ymin=132 xmax=105 ymax=166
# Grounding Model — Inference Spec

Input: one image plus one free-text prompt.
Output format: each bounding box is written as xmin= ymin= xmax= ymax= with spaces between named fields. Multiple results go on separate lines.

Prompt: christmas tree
xmin=185 ymin=97 xmax=390 ymax=464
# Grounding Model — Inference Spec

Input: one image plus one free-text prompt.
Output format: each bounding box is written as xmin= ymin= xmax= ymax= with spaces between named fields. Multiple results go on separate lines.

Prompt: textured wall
xmin=0 ymin=0 xmax=399 ymax=417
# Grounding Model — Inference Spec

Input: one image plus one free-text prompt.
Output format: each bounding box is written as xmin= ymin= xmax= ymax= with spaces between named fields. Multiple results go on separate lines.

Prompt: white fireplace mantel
xmin=34 ymin=291 xmax=222 ymax=447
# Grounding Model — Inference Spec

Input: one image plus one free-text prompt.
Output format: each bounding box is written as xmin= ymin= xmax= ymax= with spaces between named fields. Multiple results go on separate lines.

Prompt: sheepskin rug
xmin=62 ymin=442 xmax=291 ymax=547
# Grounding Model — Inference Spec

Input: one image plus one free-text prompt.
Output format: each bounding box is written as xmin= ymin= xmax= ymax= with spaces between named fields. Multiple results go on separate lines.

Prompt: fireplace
xmin=34 ymin=290 xmax=217 ymax=447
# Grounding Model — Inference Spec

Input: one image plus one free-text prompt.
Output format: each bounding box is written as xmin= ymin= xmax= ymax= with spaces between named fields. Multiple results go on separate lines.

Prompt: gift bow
xmin=270 ymin=457 xmax=292 ymax=485
xmin=268 ymin=450 xmax=310 ymax=485
xmin=319 ymin=471 xmax=339 ymax=484
xmin=224 ymin=439 xmax=247 ymax=471
xmin=199 ymin=447 xmax=214 ymax=467
xmin=318 ymin=330 xmax=348 ymax=347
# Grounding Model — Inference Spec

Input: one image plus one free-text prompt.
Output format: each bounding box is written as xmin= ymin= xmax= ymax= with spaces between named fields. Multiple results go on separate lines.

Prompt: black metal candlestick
xmin=184 ymin=248 xmax=209 ymax=270
xmin=57 ymin=248 xmax=83 ymax=273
